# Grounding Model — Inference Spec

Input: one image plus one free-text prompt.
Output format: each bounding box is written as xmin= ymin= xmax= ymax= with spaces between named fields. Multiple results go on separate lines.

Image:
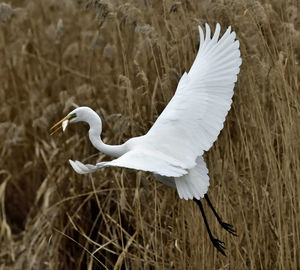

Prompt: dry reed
xmin=0 ymin=0 xmax=299 ymax=269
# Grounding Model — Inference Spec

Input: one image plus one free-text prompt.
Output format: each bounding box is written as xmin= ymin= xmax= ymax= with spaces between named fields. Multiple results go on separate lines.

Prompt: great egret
xmin=50 ymin=23 xmax=241 ymax=256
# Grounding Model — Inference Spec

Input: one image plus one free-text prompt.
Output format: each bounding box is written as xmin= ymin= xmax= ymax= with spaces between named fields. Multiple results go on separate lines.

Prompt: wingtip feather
xmin=212 ymin=23 xmax=221 ymax=42
xmin=69 ymin=159 xmax=84 ymax=174
xmin=198 ymin=25 xmax=204 ymax=48
xmin=205 ymin=23 xmax=211 ymax=40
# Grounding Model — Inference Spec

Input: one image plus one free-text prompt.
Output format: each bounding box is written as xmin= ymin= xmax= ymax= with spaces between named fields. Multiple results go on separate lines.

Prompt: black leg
xmin=193 ymin=199 xmax=226 ymax=256
xmin=204 ymin=194 xmax=237 ymax=236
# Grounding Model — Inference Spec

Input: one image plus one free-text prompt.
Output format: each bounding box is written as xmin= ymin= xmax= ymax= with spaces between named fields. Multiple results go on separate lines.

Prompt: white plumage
xmin=51 ymin=23 xmax=241 ymax=200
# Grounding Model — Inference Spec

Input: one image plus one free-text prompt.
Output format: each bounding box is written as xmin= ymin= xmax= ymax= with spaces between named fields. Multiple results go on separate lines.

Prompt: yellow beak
xmin=49 ymin=115 xmax=70 ymax=136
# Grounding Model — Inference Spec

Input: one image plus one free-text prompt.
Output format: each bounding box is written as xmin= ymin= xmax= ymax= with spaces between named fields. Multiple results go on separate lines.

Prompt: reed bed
xmin=0 ymin=0 xmax=299 ymax=269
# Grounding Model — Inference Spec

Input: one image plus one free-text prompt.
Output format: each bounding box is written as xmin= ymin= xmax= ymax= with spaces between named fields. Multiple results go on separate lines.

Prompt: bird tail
xmin=175 ymin=156 xmax=209 ymax=200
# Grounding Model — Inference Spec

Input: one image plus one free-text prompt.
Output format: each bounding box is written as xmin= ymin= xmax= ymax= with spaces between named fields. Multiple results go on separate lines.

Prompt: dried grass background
xmin=0 ymin=0 xmax=299 ymax=269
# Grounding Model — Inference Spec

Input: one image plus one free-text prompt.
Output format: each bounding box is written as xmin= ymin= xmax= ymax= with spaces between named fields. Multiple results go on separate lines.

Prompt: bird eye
xmin=69 ymin=113 xmax=77 ymax=119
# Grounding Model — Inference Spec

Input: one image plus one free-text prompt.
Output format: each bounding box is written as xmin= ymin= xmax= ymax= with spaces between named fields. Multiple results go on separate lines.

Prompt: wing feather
xmin=69 ymin=149 xmax=188 ymax=177
xmin=144 ymin=23 xmax=241 ymax=169
xmin=175 ymin=156 xmax=209 ymax=200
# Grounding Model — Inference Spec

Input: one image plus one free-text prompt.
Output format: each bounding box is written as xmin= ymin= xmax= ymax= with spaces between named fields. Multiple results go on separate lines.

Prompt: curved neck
xmin=88 ymin=124 xmax=126 ymax=158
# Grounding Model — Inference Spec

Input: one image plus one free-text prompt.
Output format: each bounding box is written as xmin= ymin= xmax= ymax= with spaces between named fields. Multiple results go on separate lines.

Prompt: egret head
xmin=50 ymin=107 xmax=100 ymax=135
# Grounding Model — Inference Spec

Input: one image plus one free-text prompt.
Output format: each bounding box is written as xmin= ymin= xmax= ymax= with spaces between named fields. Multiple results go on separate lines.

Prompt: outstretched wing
xmin=144 ymin=23 xmax=241 ymax=169
xmin=69 ymin=149 xmax=188 ymax=177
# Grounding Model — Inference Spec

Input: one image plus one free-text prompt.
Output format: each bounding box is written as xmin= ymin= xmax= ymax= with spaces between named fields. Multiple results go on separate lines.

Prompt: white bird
xmin=50 ymin=23 xmax=241 ymax=256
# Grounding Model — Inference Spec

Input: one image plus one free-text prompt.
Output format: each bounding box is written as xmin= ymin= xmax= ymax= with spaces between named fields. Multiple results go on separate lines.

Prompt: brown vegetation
xmin=0 ymin=0 xmax=299 ymax=269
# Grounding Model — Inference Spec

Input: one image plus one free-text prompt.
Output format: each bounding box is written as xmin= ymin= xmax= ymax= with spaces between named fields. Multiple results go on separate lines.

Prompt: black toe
xmin=221 ymin=222 xmax=238 ymax=236
xmin=211 ymin=237 xmax=226 ymax=257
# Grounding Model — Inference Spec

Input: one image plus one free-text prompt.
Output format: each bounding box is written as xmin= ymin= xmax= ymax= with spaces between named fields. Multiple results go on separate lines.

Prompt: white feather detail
xmin=69 ymin=149 xmax=188 ymax=177
xmin=175 ymin=156 xmax=209 ymax=200
xmin=143 ymin=23 xmax=241 ymax=170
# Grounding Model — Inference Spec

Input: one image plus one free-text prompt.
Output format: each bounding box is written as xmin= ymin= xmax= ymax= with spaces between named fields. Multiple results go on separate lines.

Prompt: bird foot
xmin=211 ymin=237 xmax=226 ymax=256
xmin=220 ymin=222 xmax=238 ymax=236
